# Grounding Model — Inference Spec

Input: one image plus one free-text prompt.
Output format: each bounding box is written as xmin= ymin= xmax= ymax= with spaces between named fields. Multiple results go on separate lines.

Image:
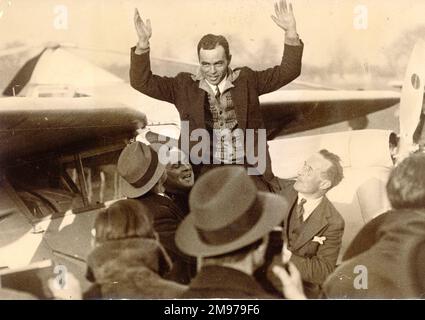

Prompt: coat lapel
xmin=191 ymin=89 xmax=207 ymax=129
xmin=292 ymin=197 xmax=330 ymax=251
xmin=282 ymin=184 xmax=298 ymax=242
xmin=231 ymin=85 xmax=248 ymax=129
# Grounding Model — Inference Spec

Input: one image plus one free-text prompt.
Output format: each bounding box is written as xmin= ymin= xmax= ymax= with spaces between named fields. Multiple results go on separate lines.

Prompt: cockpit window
xmin=7 ymin=145 xmax=125 ymax=221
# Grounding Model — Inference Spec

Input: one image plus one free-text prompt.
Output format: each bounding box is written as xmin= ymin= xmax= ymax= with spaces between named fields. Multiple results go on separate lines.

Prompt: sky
xmin=1 ymin=0 xmax=425 ymax=81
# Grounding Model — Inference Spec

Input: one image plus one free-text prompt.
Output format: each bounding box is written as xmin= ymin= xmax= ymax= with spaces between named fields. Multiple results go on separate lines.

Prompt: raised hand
xmin=281 ymin=241 xmax=293 ymax=264
xmin=134 ymin=8 xmax=152 ymax=48
xmin=273 ymin=262 xmax=306 ymax=299
xmin=271 ymin=0 xmax=297 ymax=35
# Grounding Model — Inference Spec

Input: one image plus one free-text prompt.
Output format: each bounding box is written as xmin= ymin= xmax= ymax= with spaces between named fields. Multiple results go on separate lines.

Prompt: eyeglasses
xmin=299 ymin=161 xmax=315 ymax=176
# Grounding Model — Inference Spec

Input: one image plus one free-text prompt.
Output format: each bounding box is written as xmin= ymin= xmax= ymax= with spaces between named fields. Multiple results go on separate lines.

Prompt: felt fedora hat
xmin=175 ymin=166 xmax=289 ymax=257
xmin=117 ymin=141 xmax=165 ymax=198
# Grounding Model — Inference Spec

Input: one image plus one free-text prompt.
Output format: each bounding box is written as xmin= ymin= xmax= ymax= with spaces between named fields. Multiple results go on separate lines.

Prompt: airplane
xmin=1 ymin=43 xmax=401 ymax=139
xmin=0 ymin=40 xmax=420 ymax=296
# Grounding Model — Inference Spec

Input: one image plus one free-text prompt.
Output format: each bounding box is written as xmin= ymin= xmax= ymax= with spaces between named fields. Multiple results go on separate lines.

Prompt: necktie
xmin=297 ymin=198 xmax=307 ymax=223
xmin=215 ymin=86 xmax=221 ymax=101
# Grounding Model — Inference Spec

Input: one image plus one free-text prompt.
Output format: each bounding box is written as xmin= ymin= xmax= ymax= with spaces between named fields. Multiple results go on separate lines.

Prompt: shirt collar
xmin=297 ymin=193 xmax=323 ymax=221
xmin=192 ymin=67 xmax=240 ymax=94
xmin=205 ymin=75 xmax=227 ymax=94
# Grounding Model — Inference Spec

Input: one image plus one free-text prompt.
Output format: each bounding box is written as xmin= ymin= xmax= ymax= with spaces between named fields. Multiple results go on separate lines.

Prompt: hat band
xmin=129 ymin=150 xmax=160 ymax=189
xmin=196 ymin=196 xmax=262 ymax=246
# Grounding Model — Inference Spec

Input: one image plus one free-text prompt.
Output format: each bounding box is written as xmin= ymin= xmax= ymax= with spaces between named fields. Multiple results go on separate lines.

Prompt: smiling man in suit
xmin=263 ymin=149 xmax=345 ymax=298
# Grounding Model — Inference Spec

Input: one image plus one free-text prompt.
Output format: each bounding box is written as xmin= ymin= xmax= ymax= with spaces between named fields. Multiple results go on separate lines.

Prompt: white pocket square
xmin=312 ymin=236 xmax=326 ymax=245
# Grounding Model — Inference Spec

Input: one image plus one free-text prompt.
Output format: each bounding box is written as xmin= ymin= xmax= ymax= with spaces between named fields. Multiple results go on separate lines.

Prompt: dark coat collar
xmin=187 ymin=265 xmax=273 ymax=298
xmin=324 ymin=209 xmax=425 ymax=299
xmin=140 ymin=192 xmax=186 ymax=220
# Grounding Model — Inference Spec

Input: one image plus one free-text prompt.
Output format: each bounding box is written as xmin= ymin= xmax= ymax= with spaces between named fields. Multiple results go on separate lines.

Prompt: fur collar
xmin=87 ymin=238 xmax=170 ymax=283
xmin=85 ymin=238 xmax=186 ymax=299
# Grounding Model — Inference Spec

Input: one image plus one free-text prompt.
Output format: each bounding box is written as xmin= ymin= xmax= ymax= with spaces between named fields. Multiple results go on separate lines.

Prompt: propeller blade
xmin=397 ymin=40 xmax=425 ymax=162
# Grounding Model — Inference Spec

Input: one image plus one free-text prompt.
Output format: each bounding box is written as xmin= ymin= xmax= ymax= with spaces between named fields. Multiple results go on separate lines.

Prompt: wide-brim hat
xmin=176 ymin=166 xmax=288 ymax=257
xmin=117 ymin=141 xmax=165 ymax=198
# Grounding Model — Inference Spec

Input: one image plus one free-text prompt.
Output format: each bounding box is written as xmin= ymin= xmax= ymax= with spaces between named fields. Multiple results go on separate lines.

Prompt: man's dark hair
xmin=197 ymin=34 xmax=231 ymax=60
xmin=386 ymin=153 xmax=425 ymax=209
xmin=204 ymin=238 xmax=263 ymax=264
xmin=319 ymin=149 xmax=344 ymax=189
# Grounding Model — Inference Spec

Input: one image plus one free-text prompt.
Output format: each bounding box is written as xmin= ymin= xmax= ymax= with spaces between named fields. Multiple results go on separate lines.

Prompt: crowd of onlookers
xmin=2 ymin=142 xmax=425 ymax=300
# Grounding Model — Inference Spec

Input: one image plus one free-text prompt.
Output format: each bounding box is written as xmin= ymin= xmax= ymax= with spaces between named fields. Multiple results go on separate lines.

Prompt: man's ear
xmin=319 ymin=179 xmax=332 ymax=190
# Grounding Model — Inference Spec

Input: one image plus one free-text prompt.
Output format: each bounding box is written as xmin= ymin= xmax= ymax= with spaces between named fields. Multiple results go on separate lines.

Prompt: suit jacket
xmin=136 ymin=192 xmax=196 ymax=285
xmin=130 ymin=43 xmax=303 ymax=189
xmin=341 ymin=210 xmax=389 ymax=261
xmin=166 ymin=190 xmax=190 ymax=217
xmin=266 ymin=180 xmax=345 ymax=294
xmin=323 ymin=209 xmax=425 ymax=299
xmin=179 ymin=265 xmax=276 ymax=299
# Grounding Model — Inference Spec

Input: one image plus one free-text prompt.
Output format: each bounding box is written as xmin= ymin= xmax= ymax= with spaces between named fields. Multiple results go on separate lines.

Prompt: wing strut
xmin=71 ymin=153 xmax=104 ymax=214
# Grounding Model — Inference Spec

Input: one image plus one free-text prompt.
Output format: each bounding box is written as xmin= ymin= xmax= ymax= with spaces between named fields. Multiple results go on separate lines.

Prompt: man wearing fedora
xmin=117 ymin=141 xmax=196 ymax=284
xmin=263 ymin=149 xmax=345 ymax=298
xmin=323 ymin=153 xmax=425 ymax=299
xmin=130 ymin=1 xmax=303 ymax=193
xmin=164 ymin=148 xmax=195 ymax=216
xmin=149 ymin=143 xmax=195 ymax=216
xmin=175 ymin=166 xmax=292 ymax=298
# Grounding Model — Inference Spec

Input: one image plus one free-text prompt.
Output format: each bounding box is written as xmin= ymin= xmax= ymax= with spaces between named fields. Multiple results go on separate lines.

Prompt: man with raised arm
xmin=130 ymin=1 xmax=303 ymax=192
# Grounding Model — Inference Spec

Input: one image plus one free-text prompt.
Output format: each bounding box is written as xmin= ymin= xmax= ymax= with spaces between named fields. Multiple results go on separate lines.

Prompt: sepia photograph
xmin=0 ymin=0 xmax=425 ymax=304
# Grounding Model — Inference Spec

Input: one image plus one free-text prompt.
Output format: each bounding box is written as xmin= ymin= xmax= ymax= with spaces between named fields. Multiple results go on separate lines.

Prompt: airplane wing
xmin=2 ymin=45 xmax=403 ymax=140
xmin=260 ymin=89 xmax=400 ymax=138
xmin=0 ymin=96 xmax=147 ymax=273
xmin=0 ymin=97 xmax=147 ymax=166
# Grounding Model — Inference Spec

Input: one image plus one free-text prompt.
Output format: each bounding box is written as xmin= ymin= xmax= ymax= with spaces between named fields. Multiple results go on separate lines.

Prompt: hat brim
xmin=175 ymin=192 xmax=289 ymax=257
xmin=120 ymin=162 xmax=166 ymax=198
